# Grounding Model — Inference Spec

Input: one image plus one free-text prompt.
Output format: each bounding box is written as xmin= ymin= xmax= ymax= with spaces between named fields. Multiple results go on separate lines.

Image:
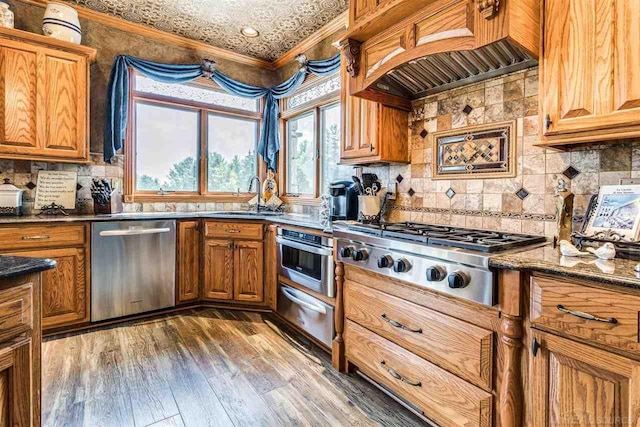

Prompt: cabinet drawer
xmin=345 ymin=281 xmax=493 ymax=389
xmin=0 ymin=283 xmax=33 ymax=342
xmin=0 ymin=225 xmax=85 ymax=250
xmin=345 ymin=321 xmax=492 ymax=427
xmin=204 ymin=221 xmax=263 ymax=240
xmin=531 ymin=276 xmax=640 ymax=353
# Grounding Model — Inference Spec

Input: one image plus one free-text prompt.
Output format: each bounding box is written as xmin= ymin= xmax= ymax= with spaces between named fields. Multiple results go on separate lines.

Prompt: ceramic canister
xmin=0 ymin=2 xmax=14 ymax=29
xmin=42 ymin=2 xmax=81 ymax=44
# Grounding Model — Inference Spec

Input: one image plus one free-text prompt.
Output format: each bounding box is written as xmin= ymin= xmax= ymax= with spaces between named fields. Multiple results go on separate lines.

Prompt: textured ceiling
xmin=67 ymin=0 xmax=348 ymax=61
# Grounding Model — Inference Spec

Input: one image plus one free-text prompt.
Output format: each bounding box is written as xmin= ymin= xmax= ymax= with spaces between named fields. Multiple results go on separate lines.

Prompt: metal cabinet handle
xmin=280 ymin=287 xmax=327 ymax=314
xmin=225 ymin=229 xmax=241 ymax=233
xmin=531 ymin=338 xmax=541 ymax=357
xmin=556 ymin=304 xmax=617 ymax=324
xmin=380 ymin=361 xmax=421 ymax=387
xmin=381 ymin=314 xmax=422 ymax=333
xmin=21 ymin=235 xmax=51 ymax=240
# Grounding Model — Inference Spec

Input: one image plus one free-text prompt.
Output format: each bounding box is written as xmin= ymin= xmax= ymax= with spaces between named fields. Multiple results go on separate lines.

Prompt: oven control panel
xmin=335 ymin=239 xmax=495 ymax=306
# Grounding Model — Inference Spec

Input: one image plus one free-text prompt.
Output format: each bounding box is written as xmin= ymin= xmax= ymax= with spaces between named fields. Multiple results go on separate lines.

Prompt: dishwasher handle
xmin=99 ymin=227 xmax=171 ymax=237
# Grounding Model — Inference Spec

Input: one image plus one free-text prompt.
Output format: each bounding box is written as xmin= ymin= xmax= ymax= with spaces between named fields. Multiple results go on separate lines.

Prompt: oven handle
xmin=276 ymin=236 xmax=333 ymax=256
xmin=280 ymin=287 xmax=327 ymax=314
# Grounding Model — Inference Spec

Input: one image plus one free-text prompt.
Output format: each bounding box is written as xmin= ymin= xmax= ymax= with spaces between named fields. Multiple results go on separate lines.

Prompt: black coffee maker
xmin=329 ymin=181 xmax=358 ymax=221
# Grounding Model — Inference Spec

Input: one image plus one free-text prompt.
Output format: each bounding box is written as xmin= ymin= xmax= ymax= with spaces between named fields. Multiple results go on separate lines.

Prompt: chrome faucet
xmin=248 ymin=175 xmax=262 ymax=213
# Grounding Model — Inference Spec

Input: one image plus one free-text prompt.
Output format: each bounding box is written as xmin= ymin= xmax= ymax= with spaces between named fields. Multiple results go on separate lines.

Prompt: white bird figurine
xmin=559 ymin=240 xmax=590 ymax=257
xmin=587 ymin=243 xmax=616 ymax=260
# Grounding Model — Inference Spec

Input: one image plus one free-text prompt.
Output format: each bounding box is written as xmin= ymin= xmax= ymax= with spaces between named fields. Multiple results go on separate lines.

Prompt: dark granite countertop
xmin=0 ymin=212 xmax=330 ymax=232
xmin=0 ymin=256 xmax=56 ymax=281
xmin=490 ymin=245 xmax=640 ymax=290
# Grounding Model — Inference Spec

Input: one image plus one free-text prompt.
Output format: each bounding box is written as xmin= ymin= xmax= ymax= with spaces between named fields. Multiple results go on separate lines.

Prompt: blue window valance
xmin=104 ymin=53 xmax=341 ymax=171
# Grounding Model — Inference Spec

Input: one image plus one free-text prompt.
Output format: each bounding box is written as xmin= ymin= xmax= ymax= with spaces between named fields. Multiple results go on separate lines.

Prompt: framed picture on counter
xmin=583 ymin=184 xmax=640 ymax=241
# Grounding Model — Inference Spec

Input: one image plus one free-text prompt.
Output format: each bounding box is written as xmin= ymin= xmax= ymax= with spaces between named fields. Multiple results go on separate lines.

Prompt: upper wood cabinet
xmin=0 ymin=27 xmax=95 ymax=162
xmin=340 ymin=61 xmax=409 ymax=165
xmin=540 ymin=0 xmax=640 ymax=146
xmin=531 ymin=330 xmax=640 ymax=427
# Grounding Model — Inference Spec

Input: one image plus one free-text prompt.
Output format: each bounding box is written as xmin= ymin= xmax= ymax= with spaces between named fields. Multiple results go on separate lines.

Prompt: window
xmin=125 ymin=73 xmax=262 ymax=201
xmin=281 ymin=73 xmax=352 ymax=199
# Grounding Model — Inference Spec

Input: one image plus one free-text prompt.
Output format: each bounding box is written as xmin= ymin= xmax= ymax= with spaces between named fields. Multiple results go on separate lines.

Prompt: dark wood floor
xmin=42 ymin=308 xmax=425 ymax=427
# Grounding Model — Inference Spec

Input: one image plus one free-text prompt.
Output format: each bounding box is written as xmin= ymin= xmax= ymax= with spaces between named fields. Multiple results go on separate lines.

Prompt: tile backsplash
xmin=369 ymin=67 xmax=640 ymax=237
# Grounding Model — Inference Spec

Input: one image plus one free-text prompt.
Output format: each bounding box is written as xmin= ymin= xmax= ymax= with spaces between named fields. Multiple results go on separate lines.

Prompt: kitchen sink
xmin=210 ymin=210 xmax=284 ymax=217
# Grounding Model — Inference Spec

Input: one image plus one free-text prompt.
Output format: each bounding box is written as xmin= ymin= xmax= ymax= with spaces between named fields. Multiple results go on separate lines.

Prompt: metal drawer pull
xmin=381 ymin=314 xmax=422 ymax=333
xmin=556 ymin=305 xmax=618 ymax=324
xmin=225 ymin=229 xmax=241 ymax=233
xmin=21 ymin=235 xmax=51 ymax=240
xmin=281 ymin=287 xmax=327 ymax=314
xmin=380 ymin=361 xmax=421 ymax=387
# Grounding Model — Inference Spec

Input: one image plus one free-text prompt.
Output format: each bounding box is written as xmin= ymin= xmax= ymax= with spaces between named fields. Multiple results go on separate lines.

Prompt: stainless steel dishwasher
xmin=91 ymin=220 xmax=176 ymax=322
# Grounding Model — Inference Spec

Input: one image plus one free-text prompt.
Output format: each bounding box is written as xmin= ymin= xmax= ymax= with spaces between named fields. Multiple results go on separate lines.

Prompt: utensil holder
xmin=358 ymin=195 xmax=381 ymax=223
xmin=93 ymin=190 xmax=123 ymax=215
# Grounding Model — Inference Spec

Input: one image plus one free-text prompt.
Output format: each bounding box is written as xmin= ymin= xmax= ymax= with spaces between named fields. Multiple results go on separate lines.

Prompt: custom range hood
xmin=338 ymin=0 xmax=540 ymax=110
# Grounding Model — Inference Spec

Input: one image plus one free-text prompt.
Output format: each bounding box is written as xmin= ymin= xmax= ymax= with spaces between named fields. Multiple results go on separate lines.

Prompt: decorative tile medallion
xmin=432 ymin=120 xmax=517 ymax=180
xmin=396 ymin=174 xmax=404 ymax=183
xmin=407 ymin=188 xmax=415 ymax=197
xmin=462 ymin=105 xmax=473 ymax=115
xmin=25 ymin=182 xmax=36 ymax=190
xmin=419 ymin=129 xmax=428 ymax=139
xmin=562 ymin=166 xmax=580 ymax=180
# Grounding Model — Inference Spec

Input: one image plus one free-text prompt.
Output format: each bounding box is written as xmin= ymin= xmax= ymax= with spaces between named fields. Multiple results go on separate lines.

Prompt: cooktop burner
xmin=347 ymin=222 xmax=546 ymax=252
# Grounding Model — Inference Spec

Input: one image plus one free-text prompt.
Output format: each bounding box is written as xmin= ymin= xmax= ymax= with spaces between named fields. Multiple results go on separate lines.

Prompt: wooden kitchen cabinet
xmin=176 ymin=220 xmax=200 ymax=303
xmin=531 ymin=330 xmax=640 ymax=427
xmin=0 ymin=27 xmax=95 ymax=162
xmin=203 ymin=239 xmax=234 ymax=300
xmin=540 ymin=0 xmax=640 ymax=146
xmin=340 ymin=61 xmax=408 ymax=165
xmin=234 ymin=240 xmax=264 ymax=303
xmin=0 ymin=224 xmax=90 ymax=330
xmin=202 ymin=221 xmax=265 ymax=304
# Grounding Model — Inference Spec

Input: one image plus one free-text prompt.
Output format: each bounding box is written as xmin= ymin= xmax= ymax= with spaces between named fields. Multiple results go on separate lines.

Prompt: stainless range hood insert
xmin=378 ymin=40 xmax=537 ymax=100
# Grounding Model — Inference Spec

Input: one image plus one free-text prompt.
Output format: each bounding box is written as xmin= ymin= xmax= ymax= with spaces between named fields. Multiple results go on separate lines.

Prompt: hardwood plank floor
xmin=42 ymin=308 xmax=425 ymax=427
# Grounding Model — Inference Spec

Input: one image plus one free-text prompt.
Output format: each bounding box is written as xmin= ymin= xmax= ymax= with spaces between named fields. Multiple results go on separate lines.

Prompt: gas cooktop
xmin=346 ymin=222 xmax=547 ymax=253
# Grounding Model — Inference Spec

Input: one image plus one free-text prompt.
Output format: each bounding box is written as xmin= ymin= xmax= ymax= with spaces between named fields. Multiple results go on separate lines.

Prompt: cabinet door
xmin=340 ymin=61 xmax=378 ymax=161
xmin=0 ymin=339 xmax=37 ymax=426
xmin=176 ymin=221 xmax=200 ymax=303
xmin=0 ymin=40 xmax=39 ymax=156
xmin=3 ymin=247 xmax=88 ymax=329
xmin=233 ymin=240 xmax=264 ymax=303
xmin=40 ymin=48 xmax=88 ymax=160
xmin=531 ymin=330 xmax=640 ymax=427
xmin=542 ymin=0 xmax=640 ymax=139
xmin=203 ymin=239 xmax=234 ymax=300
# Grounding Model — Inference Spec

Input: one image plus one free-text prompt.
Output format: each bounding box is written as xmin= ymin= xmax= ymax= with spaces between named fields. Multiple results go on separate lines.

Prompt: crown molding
xmin=272 ymin=10 xmax=348 ymax=70
xmin=15 ymin=0 xmax=274 ymax=69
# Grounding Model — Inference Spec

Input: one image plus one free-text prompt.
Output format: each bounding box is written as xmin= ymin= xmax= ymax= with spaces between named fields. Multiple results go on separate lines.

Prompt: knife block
xmin=93 ymin=190 xmax=123 ymax=215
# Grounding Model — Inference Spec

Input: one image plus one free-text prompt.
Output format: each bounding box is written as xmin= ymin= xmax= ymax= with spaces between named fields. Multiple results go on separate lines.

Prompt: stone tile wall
xmin=368 ymin=67 xmax=640 ymax=237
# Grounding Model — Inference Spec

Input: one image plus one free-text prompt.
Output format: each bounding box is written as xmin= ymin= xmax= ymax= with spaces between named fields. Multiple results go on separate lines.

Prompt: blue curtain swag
xmin=104 ymin=53 xmax=341 ymax=171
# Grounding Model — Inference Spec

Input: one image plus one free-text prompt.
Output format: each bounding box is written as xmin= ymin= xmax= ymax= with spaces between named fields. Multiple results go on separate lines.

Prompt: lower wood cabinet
xmin=233 ymin=240 xmax=263 ymax=302
xmin=531 ymin=330 xmax=640 ymax=427
xmin=203 ymin=239 xmax=234 ymax=300
xmin=176 ymin=220 xmax=200 ymax=303
xmin=202 ymin=221 xmax=265 ymax=304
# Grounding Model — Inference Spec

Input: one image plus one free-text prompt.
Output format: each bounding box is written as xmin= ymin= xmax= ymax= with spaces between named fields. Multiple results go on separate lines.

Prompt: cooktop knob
xmin=352 ymin=249 xmax=369 ymax=262
xmin=377 ymin=255 xmax=394 ymax=268
xmin=426 ymin=266 xmax=446 ymax=282
xmin=448 ymin=271 xmax=470 ymax=289
xmin=393 ymin=258 xmax=411 ymax=273
xmin=340 ymin=246 xmax=354 ymax=258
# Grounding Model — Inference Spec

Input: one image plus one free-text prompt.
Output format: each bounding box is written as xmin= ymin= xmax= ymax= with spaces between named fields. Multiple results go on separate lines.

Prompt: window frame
xmin=124 ymin=69 xmax=264 ymax=203
xmin=279 ymin=73 xmax=341 ymax=204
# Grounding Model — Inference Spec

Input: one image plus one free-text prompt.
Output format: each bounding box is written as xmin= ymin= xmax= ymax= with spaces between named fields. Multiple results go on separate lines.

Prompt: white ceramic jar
xmin=42 ymin=2 xmax=81 ymax=44
xmin=0 ymin=2 xmax=14 ymax=29
xmin=0 ymin=179 xmax=24 ymax=216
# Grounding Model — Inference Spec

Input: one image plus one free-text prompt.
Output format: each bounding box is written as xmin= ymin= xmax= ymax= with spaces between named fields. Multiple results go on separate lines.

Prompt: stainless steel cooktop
xmin=334 ymin=222 xmax=548 ymax=307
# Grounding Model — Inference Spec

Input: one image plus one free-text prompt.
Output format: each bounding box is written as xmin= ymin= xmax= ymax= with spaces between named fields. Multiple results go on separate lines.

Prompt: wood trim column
xmin=498 ymin=269 xmax=524 ymax=427
xmin=332 ymin=261 xmax=345 ymax=371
